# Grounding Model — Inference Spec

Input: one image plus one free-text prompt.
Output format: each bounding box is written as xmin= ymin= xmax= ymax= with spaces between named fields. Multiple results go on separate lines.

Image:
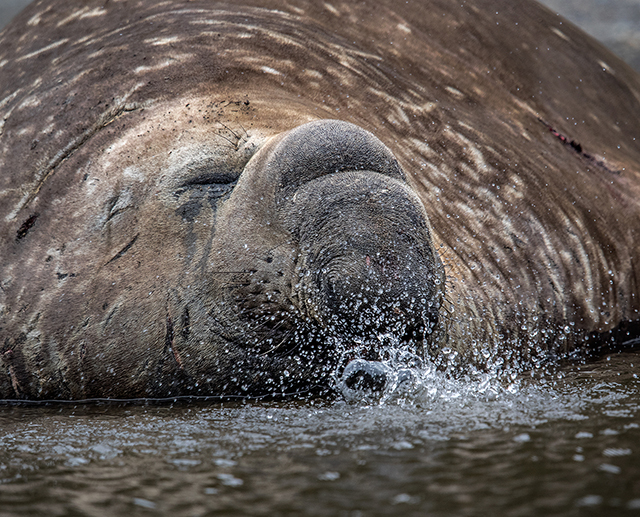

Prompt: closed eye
xmin=175 ymin=170 xmax=240 ymax=198
xmin=180 ymin=171 xmax=239 ymax=187
xmin=173 ymin=167 xmax=241 ymax=222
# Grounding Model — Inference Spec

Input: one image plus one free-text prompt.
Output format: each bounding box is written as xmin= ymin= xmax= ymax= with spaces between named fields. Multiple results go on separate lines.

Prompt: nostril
xmin=342 ymin=359 xmax=389 ymax=391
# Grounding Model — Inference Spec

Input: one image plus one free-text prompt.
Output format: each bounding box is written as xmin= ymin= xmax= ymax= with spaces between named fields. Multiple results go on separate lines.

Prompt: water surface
xmin=1 ymin=351 xmax=639 ymax=516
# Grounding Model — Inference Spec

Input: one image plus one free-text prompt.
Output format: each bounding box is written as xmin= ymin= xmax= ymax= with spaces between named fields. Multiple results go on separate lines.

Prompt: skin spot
xmin=551 ymin=27 xmax=570 ymax=42
xmin=16 ymin=39 xmax=69 ymax=62
xmin=445 ymin=86 xmax=464 ymax=99
xmin=16 ymin=213 xmax=39 ymax=241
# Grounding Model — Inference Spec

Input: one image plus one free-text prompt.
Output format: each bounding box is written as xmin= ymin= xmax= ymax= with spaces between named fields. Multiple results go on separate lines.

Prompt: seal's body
xmin=1 ymin=0 xmax=639 ymax=399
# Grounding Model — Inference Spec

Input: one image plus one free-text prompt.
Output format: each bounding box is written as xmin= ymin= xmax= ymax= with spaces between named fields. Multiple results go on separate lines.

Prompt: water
xmin=1 ymin=351 xmax=639 ymax=516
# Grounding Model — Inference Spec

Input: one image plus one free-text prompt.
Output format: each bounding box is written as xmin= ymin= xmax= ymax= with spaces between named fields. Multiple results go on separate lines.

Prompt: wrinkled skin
xmin=0 ymin=0 xmax=640 ymax=400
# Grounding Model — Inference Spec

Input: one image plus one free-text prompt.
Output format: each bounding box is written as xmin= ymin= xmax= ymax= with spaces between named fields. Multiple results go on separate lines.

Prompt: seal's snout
xmin=319 ymin=241 xmax=436 ymax=346
xmin=220 ymin=119 xmax=445 ymax=384
xmin=268 ymin=120 xmax=445 ymax=350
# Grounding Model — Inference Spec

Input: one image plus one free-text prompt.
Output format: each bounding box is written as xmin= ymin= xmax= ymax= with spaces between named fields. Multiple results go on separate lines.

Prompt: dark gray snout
xmin=268 ymin=120 xmax=445 ymax=366
xmin=231 ymin=119 xmax=445 ymax=394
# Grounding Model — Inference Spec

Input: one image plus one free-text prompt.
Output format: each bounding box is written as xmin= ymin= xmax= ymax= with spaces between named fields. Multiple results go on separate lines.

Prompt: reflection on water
xmin=1 ymin=351 xmax=639 ymax=516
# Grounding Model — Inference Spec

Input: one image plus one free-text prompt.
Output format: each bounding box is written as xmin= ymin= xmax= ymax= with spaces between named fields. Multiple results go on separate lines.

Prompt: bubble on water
xmin=217 ymin=473 xmax=244 ymax=487
xmin=391 ymin=493 xmax=419 ymax=505
xmin=576 ymin=495 xmax=603 ymax=507
xmin=392 ymin=440 xmax=414 ymax=450
xmin=66 ymin=457 xmax=89 ymax=467
xmin=318 ymin=471 xmax=340 ymax=481
xmin=603 ymin=448 xmax=632 ymax=457
xmin=213 ymin=458 xmax=237 ymax=467
xmin=598 ymin=463 xmax=621 ymax=474
xmin=170 ymin=458 xmax=202 ymax=469
xmin=133 ymin=498 xmax=156 ymax=509
xmin=90 ymin=442 xmax=121 ymax=460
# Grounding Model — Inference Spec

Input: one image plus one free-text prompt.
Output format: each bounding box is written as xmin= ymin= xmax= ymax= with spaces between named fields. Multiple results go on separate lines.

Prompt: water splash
xmin=334 ymin=332 xmax=523 ymax=408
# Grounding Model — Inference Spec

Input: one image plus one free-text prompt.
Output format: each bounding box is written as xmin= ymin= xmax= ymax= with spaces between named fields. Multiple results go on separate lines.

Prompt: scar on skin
xmin=538 ymin=117 xmax=620 ymax=175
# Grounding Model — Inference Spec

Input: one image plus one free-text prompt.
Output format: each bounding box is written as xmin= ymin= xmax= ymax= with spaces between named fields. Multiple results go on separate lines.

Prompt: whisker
xmin=218 ymin=121 xmax=242 ymax=141
xmin=238 ymin=123 xmax=249 ymax=139
xmin=259 ymin=329 xmax=296 ymax=356
xmin=216 ymin=130 xmax=240 ymax=149
xmin=246 ymin=313 xmax=288 ymax=335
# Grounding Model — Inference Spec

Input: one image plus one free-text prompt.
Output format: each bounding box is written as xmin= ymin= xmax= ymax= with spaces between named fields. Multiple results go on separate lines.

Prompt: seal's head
xmin=207 ymin=120 xmax=445 ymax=394
xmin=1 ymin=89 xmax=445 ymax=400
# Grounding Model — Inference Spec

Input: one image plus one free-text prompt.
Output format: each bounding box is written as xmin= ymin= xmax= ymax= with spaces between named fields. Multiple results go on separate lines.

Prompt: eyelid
xmin=179 ymin=171 xmax=240 ymax=188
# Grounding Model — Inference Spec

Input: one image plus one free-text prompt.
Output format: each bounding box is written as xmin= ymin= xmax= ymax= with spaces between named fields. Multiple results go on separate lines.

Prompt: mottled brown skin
xmin=1 ymin=0 xmax=640 ymax=400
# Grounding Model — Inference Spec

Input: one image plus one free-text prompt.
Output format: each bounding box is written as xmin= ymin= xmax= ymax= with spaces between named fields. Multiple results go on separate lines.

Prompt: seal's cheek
xmin=62 ymin=102 xmax=268 ymax=303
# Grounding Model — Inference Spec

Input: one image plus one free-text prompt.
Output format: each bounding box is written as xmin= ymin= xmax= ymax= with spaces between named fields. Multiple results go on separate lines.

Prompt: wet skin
xmin=1 ymin=0 xmax=640 ymax=399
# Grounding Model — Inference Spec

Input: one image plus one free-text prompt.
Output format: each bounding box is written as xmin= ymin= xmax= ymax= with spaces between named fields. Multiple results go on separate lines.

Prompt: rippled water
xmin=1 ymin=351 xmax=639 ymax=516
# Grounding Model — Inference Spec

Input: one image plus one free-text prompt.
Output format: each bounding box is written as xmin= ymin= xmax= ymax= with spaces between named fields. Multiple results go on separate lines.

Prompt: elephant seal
xmin=1 ymin=0 xmax=640 ymax=400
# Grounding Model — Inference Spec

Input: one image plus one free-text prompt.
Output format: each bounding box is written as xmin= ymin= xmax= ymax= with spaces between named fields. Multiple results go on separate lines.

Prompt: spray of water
xmin=333 ymin=331 xmax=527 ymax=407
